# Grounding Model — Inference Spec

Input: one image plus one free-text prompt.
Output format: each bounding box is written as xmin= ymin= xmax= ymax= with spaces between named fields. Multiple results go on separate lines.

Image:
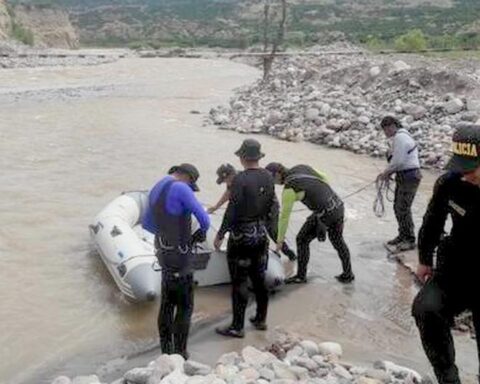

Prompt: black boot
xmin=335 ymin=272 xmax=355 ymax=284
xmin=215 ymin=326 xmax=245 ymax=338
xmin=249 ymin=316 xmax=268 ymax=331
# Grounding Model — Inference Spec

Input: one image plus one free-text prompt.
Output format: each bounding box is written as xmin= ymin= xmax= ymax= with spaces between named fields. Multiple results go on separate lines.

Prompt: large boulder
xmin=318 ymin=342 xmax=343 ymax=358
xmin=242 ymin=346 xmax=277 ymax=367
xmin=444 ymin=98 xmax=464 ymax=114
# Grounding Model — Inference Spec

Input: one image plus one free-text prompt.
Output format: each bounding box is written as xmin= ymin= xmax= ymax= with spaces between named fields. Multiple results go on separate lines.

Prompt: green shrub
xmin=394 ymin=29 xmax=427 ymax=52
xmin=12 ymin=22 xmax=35 ymax=46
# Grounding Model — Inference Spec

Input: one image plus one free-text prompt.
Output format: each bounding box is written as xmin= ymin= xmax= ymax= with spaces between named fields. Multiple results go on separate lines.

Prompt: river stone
xmin=184 ymin=361 xmax=212 ymax=376
xmin=229 ymin=377 xmax=246 ymax=384
xmin=357 ymin=377 xmax=384 ymax=384
xmin=357 ymin=116 xmax=370 ymax=125
xmin=300 ymin=340 xmax=320 ymax=357
xmin=272 ymin=362 xmax=297 ymax=380
xmin=215 ymin=364 xmax=239 ymax=380
xmin=444 ymin=98 xmax=464 ymax=114
xmin=365 ymin=369 xmax=392 ymax=383
xmin=160 ymin=369 xmax=188 ymax=384
xmin=374 ymin=361 xmax=422 ymax=382
xmin=242 ymin=346 xmax=277 ymax=367
xmin=293 ymin=356 xmax=318 ymax=371
xmin=404 ymin=104 xmax=427 ymax=120
xmin=320 ymin=103 xmax=332 ymax=117
xmin=306 ymin=108 xmax=320 ymax=121
xmin=285 ymin=345 xmax=304 ymax=361
xmin=290 ymin=365 xmax=310 ymax=380
xmin=148 ymin=355 xmax=176 ymax=380
xmin=334 ymin=365 xmax=353 ymax=380
xmin=271 ymin=380 xmax=295 ymax=384
xmin=259 ymin=367 xmax=275 ymax=381
xmin=318 ymin=342 xmax=343 ymax=357
xmin=185 ymin=376 xmax=207 ymax=384
xmin=72 ymin=376 xmax=100 ymax=384
xmin=217 ymin=352 xmax=240 ymax=366
xmin=392 ymin=61 xmax=411 ymax=72
xmin=239 ymin=367 xmax=260 ymax=381
xmin=212 ymin=114 xmax=229 ymax=125
xmin=125 ymin=368 xmax=154 ymax=384
xmin=52 ymin=377 xmax=72 ymax=384
xmin=370 ymin=66 xmax=381 ymax=78
xmin=267 ymin=111 xmax=283 ymax=125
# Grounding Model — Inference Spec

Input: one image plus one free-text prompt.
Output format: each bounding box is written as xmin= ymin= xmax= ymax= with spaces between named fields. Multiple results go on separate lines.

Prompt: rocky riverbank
xmin=50 ymin=329 xmax=424 ymax=384
xmin=0 ymin=40 xmax=128 ymax=69
xmin=210 ymin=45 xmax=480 ymax=170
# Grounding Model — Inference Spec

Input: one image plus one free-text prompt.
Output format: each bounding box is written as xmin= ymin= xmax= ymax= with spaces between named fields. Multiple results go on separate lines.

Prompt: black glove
xmin=192 ymin=229 xmax=207 ymax=244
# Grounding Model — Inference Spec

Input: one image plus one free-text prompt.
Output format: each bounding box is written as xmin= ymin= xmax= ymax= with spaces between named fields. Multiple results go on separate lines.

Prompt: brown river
xmin=0 ymin=58 xmax=477 ymax=384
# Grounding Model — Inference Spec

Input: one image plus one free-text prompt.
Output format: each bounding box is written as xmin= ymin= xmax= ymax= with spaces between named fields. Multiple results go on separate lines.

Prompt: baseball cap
xmin=216 ymin=163 xmax=236 ymax=184
xmin=446 ymin=125 xmax=480 ymax=173
xmin=168 ymin=163 xmax=200 ymax=191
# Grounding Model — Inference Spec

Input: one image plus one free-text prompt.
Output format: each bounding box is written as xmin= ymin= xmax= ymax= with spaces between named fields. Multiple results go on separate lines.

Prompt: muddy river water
xmin=0 ymin=58 xmax=476 ymax=384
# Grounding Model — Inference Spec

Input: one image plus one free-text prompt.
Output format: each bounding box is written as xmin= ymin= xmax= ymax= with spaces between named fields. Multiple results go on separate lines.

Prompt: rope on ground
xmin=373 ymin=177 xmax=395 ymax=218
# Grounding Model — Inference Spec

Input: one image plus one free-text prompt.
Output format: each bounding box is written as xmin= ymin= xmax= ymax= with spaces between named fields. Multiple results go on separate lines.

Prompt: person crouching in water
xmin=265 ymin=162 xmax=355 ymax=284
xmin=378 ymin=116 xmax=422 ymax=253
xmin=209 ymin=163 xmax=297 ymax=261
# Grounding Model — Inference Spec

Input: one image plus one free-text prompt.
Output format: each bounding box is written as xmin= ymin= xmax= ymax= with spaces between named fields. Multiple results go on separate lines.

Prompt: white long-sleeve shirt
xmin=386 ymin=129 xmax=420 ymax=173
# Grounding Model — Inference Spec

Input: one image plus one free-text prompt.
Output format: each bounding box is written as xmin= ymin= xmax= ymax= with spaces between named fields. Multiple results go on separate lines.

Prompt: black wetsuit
xmin=218 ymin=168 xmax=276 ymax=331
xmin=153 ymin=180 xmax=196 ymax=358
xmin=285 ymin=165 xmax=353 ymax=279
xmin=412 ymin=173 xmax=480 ymax=384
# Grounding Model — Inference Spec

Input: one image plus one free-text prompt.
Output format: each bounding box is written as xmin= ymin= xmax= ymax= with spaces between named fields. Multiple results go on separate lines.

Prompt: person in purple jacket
xmin=143 ymin=163 xmax=210 ymax=359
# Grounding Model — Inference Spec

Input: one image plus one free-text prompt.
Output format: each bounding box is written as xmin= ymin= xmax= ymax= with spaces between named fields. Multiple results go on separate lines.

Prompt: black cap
xmin=265 ymin=162 xmax=285 ymax=176
xmin=447 ymin=125 xmax=480 ymax=173
xmin=235 ymin=139 xmax=265 ymax=161
xmin=216 ymin=163 xmax=236 ymax=185
xmin=168 ymin=163 xmax=200 ymax=191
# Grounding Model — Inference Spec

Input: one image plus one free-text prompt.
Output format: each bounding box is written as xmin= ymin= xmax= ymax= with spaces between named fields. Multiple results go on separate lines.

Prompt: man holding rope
xmin=265 ymin=163 xmax=355 ymax=284
xmin=378 ymin=116 xmax=422 ymax=254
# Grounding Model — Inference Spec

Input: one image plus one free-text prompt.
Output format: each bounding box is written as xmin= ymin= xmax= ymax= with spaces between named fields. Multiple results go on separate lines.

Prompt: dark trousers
xmin=394 ymin=173 xmax=421 ymax=242
xmin=296 ymin=205 xmax=352 ymax=279
xmin=412 ymin=276 xmax=480 ymax=384
xmin=227 ymin=238 xmax=269 ymax=331
xmin=158 ymin=272 xmax=194 ymax=358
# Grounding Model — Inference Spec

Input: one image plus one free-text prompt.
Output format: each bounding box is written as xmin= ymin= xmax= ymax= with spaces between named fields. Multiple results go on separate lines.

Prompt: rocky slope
xmin=0 ymin=0 xmax=11 ymax=40
xmin=0 ymin=1 xmax=79 ymax=49
xmin=10 ymin=0 xmax=480 ymax=48
xmin=210 ymin=45 xmax=480 ymax=170
xmin=12 ymin=4 xmax=79 ymax=48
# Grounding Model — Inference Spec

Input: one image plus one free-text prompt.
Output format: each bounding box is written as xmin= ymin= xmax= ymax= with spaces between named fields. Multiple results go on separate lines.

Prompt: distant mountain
xmin=7 ymin=0 xmax=480 ymax=49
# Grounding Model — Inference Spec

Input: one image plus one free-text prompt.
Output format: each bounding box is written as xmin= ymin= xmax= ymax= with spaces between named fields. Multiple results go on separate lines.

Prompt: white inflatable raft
xmin=89 ymin=191 xmax=286 ymax=302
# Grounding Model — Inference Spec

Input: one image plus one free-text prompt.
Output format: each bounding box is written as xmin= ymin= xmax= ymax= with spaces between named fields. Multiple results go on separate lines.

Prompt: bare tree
xmin=262 ymin=0 xmax=287 ymax=80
